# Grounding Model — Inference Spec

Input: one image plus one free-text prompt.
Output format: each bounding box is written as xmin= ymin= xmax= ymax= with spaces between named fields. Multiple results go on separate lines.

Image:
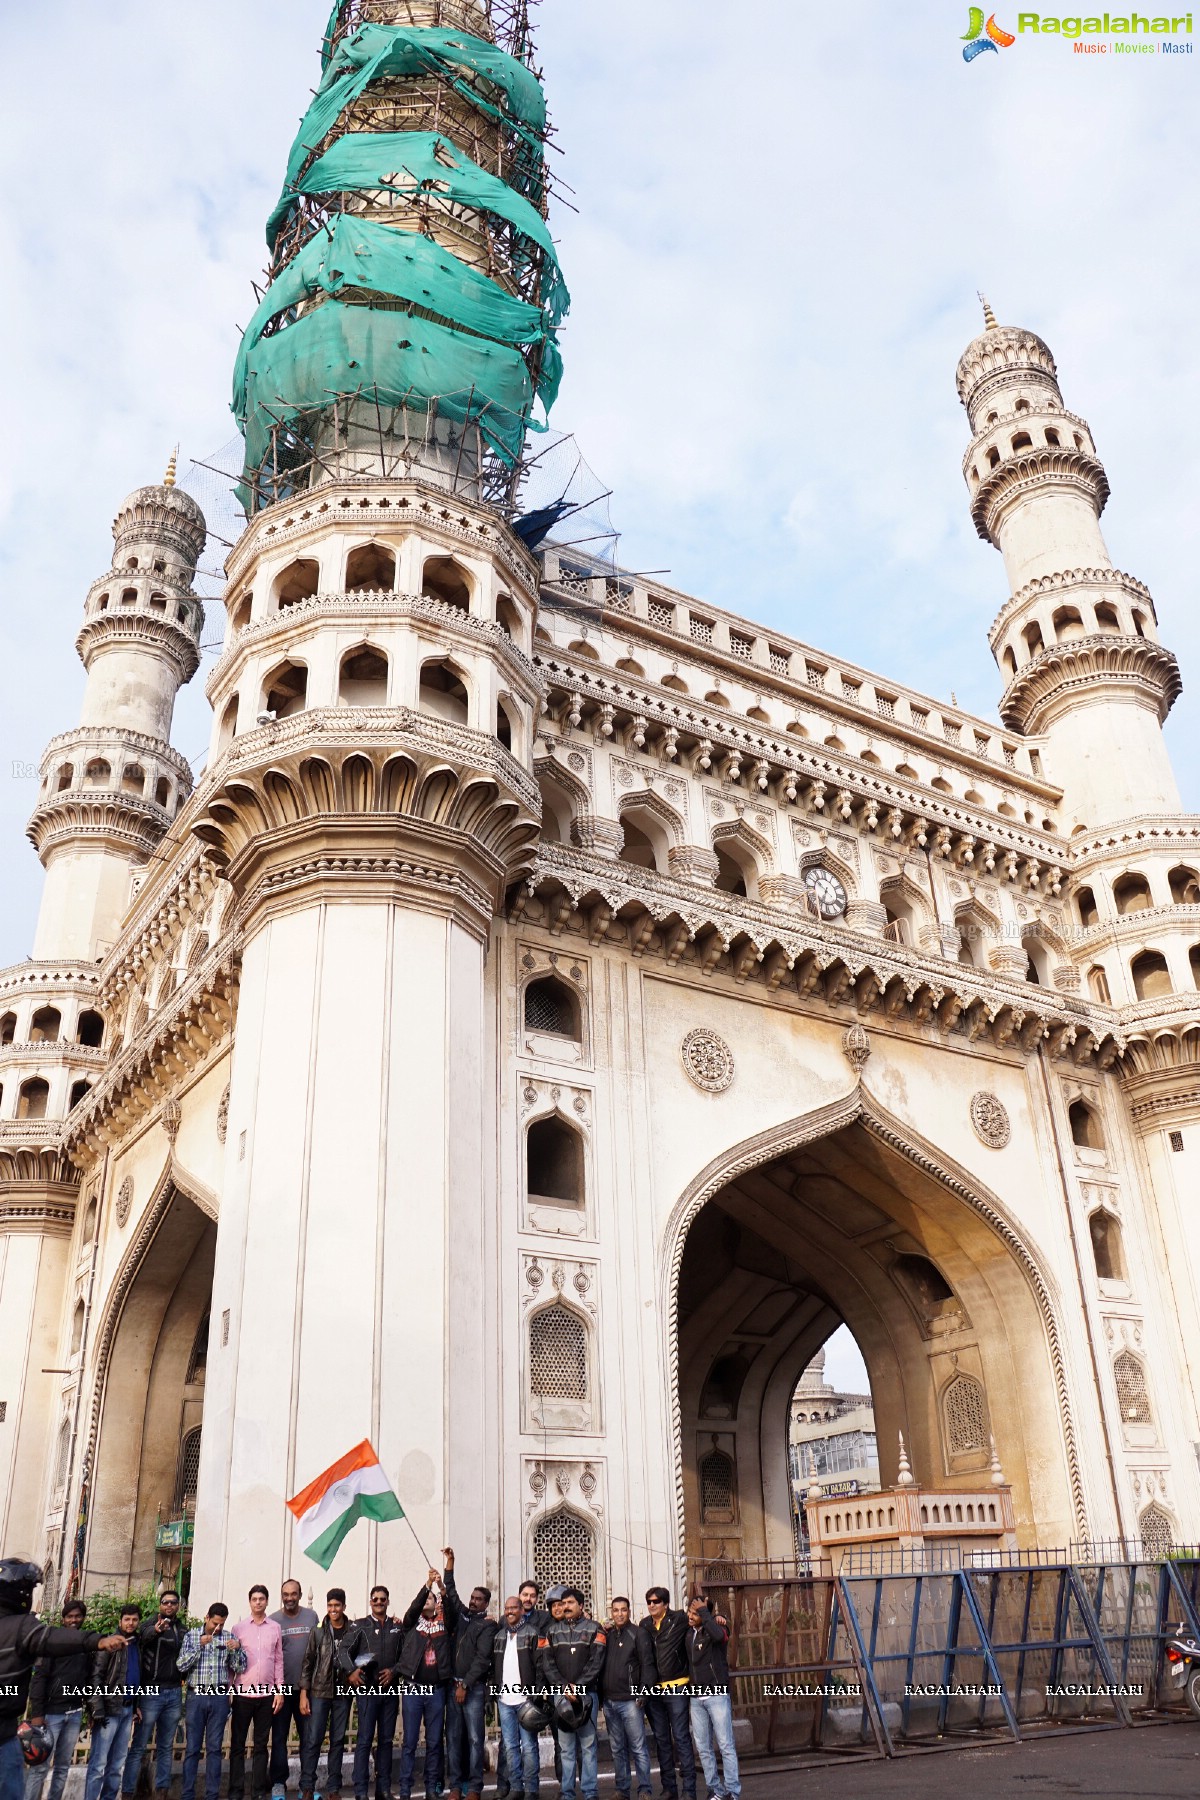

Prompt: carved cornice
xmin=1069 ymin=903 xmax=1200 ymax=955
xmin=964 ymin=407 xmax=1093 ymax=477
xmin=0 ymin=1188 xmax=78 ymax=1236
xmin=998 ymin=635 xmax=1181 ymax=734
xmin=989 ymin=568 xmax=1154 ymax=646
xmin=0 ymin=1042 xmax=107 ymax=1068
xmin=971 ymin=448 xmax=1110 ymax=546
xmin=26 ymin=791 xmax=173 ymax=860
xmin=113 ymin=485 xmax=207 ymax=566
xmin=0 ymin=1122 xmax=79 ymax=1188
xmin=76 ymin=611 xmax=200 ymax=684
xmin=205 ymin=590 xmax=539 ymax=703
xmin=0 ymin=963 xmax=101 ymax=1000
xmin=38 ymin=728 xmax=194 ymax=780
xmin=1067 ymin=818 xmax=1200 ymax=871
xmin=512 ymin=843 xmax=1122 ymax=1069
xmin=956 ymin=325 xmax=1059 ymax=407
xmin=223 ymin=478 xmax=540 ymax=595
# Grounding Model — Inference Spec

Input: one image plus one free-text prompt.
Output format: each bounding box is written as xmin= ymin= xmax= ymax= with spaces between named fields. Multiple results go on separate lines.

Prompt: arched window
xmin=77 ymin=1011 xmax=104 ymax=1048
xmin=699 ymin=1447 xmax=736 ymax=1524
xmin=69 ymin=1300 xmax=85 ymax=1357
xmin=338 ymin=646 xmax=389 ymax=706
xmin=618 ymin=818 xmax=660 ymax=872
xmin=1094 ymin=601 xmax=1120 ymax=632
xmin=0 ymin=1012 xmax=15 ymax=1046
xmin=422 ymin=556 xmax=472 ymax=611
xmin=1131 ymin=950 xmax=1171 ymax=1001
xmin=1139 ymin=1504 xmax=1174 ymax=1560
xmin=186 ymin=1313 xmax=210 ymax=1384
xmin=532 ymin=1511 xmax=594 ymax=1616
xmin=263 ymin=660 xmax=308 ymax=719
xmin=1089 ymin=1210 xmax=1126 ymax=1283
xmin=345 ymin=543 xmax=396 ymax=593
xmin=1001 ymin=646 xmax=1017 ymax=679
xmin=217 ymin=695 xmax=239 ymax=755
xmin=530 ymin=1304 xmax=588 ymax=1401
xmin=987 ymin=447 xmax=1000 ymax=469
xmin=121 ymin=764 xmax=146 ymax=795
xmin=30 ymin=1007 xmax=61 ymax=1044
xmin=85 ymin=759 xmax=111 ymax=788
xmin=149 ymin=592 xmax=167 ymax=613
xmin=56 ymin=763 xmax=74 ymax=792
xmin=1132 ymin=610 xmax=1147 ymax=637
xmin=154 ymin=777 xmax=171 ymax=809
xmin=1022 ymin=621 xmax=1044 ymax=657
xmin=174 ymin=1426 xmax=203 ymax=1511
xmin=714 ymin=849 xmax=748 ymax=898
xmin=1011 ymin=431 xmax=1033 ymax=452
xmin=17 ymin=1079 xmax=50 ymax=1120
xmin=1113 ymin=1351 xmax=1151 ymax=1426
xmin=526 ymin=1116 xmax=584 ymax=1206
xmin=1068 ymin=1098 xmax=1104 ymax=1151
xmin=68 ymin=1080 xmax=92 ymax=1110
xmin=943 ymin=1374 xmax=988 ymax=1455
xmin=1076 ymin=886 xmax=1098 ymax=928
xmin=496 ymin=698 xmax=518 ymax=754
xmin=418 ymin=659 xmax=469 ymax=725
xmin=120 ymin=587 xmax=137 ymax=607
xmin=1052 ymin=606 xmax=1085 ymax=641
xmin=1044 ymin=427 xmax=1061 ymax=447
xmin=229 ymin=592 xmax=253 ymax=632
xmin=1168 ymin=866 xmax=1200 ymax=905
xmin=1087 ymin=965 xmax=1111 ymax=1005
xmin=1112 ymin=873 xmax=1152 ymax=915
xmin=80 ymin=1196 xmax=98 ymax=1246
xmin=524 ymin=977 xmax=580 ymax=1039
xmin=496 ymin=593 xmax=522 ymax=640
xmin=274 ymin=558 xmax=319 ymax=610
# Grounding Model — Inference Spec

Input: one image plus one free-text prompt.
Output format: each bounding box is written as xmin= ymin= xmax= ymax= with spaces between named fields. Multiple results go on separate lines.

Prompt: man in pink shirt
xmin=228 ymin=1585 xmax=284 ymax=1800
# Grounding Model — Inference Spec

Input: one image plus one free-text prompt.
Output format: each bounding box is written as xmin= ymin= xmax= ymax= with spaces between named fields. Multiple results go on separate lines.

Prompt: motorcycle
xmin=1164 ymin=1621 xmax=1200 ymax=1717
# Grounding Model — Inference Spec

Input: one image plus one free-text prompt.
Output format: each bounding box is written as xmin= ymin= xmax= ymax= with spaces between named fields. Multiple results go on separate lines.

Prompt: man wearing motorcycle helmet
xmin=0 ymin=1561 xmax=123 ymax=1800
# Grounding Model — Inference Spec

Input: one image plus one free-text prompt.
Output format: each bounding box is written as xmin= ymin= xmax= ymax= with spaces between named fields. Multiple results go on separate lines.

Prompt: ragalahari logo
xmin=962 ymin=7 xmax=1017 ymax=56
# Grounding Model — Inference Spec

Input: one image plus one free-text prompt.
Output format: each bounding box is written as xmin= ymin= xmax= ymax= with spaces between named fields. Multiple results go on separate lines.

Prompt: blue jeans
xmin=496 ymin=1704 xmax=539 ymax=1798
xmin=300 ymin=1696 xmax=350 ymax=1795
xmin=269 ymin=1692 xmax=306 ymax=1787
xmin=2 ymin=1735 xmax=27 ymax=1800
xmin=555 ymin=1694 xmax=597 ymax=1800
xmin=445 ymin=1683 xmax=485 ymax=1797
xmin=688 ymin=1695 xmax=739 ymax=1800
xmin=604 ymin=1700 xmax=652 ymax=1798
xmin=644 ymin=1693 xmax=695 ymax=1800
xmin=352 ymin=1692 xmax=398 ymax=1799
xmin=396 ymin=1689 xmax=444 ymax=1797
xmin=182 ymin=1692 xmax=231 ymax=1800
xmin=85 ymin=1710 xmax=135 ymax=1800
xmin=24 ymin=1711 xmax=84 ymax=1800
xmin=122 ymin=1687 xmax=183 ymax=1794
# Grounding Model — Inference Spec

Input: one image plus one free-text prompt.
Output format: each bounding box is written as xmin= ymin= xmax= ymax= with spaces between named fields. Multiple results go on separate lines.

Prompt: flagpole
xmin=401 ymin=1512 xmax=438 ymax=1571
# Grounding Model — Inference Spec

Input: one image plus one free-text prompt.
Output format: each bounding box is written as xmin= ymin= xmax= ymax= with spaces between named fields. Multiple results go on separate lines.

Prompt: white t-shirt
xmin=499 ymin=1629 xmax=524 ymax=1709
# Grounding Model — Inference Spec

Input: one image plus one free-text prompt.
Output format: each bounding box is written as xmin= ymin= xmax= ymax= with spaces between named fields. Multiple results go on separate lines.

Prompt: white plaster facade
xmin=1 ymin=27 xmax=1198 ymax=1613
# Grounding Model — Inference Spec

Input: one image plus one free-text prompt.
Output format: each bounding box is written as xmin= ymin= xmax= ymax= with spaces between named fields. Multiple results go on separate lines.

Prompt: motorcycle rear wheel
xmin=1186 ymin=1666 xmax=1200 ymax=1719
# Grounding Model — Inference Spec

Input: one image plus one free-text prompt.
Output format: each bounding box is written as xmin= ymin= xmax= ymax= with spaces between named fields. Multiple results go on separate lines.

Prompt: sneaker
xmin=273 ymin=1787 xmax=287 ymax=1799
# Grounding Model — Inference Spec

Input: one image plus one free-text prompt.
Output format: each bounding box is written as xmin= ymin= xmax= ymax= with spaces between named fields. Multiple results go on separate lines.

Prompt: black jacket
xmin=637 ymin=1610 xmax=690 ymax=1688
xmin=447 ymin=1576 xmax=496 ymax=1688
xmin=354 ymin=1613 xmax=403 ymax=1688
xmin=86 ymin=1637 xmax=136 ymax=1723
xmin=396 ymin=1586 xmax=460 ymax=1686
xmin=0 ymin=1615 xmax=106 ymax=1738
xmin=600 ymin=1623 xmax=645 ymax=1703
xmin=488 ymin=1619 xmax=542 ymax=1700
xmin=537 ymin=1615 xmax=607 ymax=1695
xmin=300 ymin=1617 xmax=370 ymax=1700
xmin=684 ymin=1608 xmax=730 ymax=1692
xmin=135 ymin=1615 xmax=186 ymax=1690
xmin=28 ymin=1643 xmax=95 ymax=1719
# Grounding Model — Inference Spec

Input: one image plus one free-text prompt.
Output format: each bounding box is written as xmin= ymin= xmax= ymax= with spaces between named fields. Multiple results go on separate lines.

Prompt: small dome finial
xmin=163 ymin=446 xmax=179 ymax=489
xmin=978 ymin=292 xmax=998 ymax=331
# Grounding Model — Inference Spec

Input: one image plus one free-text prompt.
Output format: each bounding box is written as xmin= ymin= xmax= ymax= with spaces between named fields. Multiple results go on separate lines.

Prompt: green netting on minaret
xmin=235 ymin=10 xmax=566 ymax=506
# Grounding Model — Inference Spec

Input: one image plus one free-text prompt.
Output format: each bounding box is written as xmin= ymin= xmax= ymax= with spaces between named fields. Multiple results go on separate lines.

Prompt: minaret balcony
xmin=970 ymin=445 xmax=1110 ymax=545
xmin=997 ymin=633 xmax=1181 ymax=734
xmin=75 ymin=608 xmax=201 ymax=686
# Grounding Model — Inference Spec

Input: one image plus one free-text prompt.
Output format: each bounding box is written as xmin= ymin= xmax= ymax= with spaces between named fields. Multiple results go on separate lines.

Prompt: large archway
xmin=83 ymin=1178 xmax=215 ymax=1593
xmin=667 ymin=1096 xmax=1082 ymax=1574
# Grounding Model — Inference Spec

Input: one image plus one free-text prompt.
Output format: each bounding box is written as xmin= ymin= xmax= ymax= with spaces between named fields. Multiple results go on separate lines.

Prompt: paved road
xmin=737 ymin=1719 xmax=1200 ymax=1797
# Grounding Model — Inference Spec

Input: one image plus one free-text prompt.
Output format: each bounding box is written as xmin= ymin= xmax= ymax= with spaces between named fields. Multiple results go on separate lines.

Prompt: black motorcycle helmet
xmin=19 ymin=1723 xmax=54 ymax=1768
xmin=553 ymin=1693 xmax=590 ymax=1733
xmin=516 ymin=1696 xmax=554 ymax=1732
xmin=0 ymin=1559 xmax=43 ymax=1613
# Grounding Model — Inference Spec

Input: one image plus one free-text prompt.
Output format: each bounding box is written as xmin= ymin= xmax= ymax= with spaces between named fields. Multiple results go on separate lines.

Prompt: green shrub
xmin=46 ymin=1583 xmax=200 ymax=1633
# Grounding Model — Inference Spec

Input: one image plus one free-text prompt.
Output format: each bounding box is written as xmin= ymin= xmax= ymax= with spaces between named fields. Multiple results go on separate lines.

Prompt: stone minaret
xmin=958 ymin=300 xmax=1182 ymax=834
xmin=27 ymin=460 xmax=207 ymax=961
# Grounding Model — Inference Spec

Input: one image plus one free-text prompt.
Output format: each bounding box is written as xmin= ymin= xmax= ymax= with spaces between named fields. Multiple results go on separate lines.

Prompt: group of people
xmin=0 ymin=1554 xmax=740 ymax=1800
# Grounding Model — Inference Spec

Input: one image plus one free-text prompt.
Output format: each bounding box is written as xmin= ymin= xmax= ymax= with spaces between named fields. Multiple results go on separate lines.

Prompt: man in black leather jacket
xmin=636 ymin=1590 xmax=695 ymax=1800
xmin=121 ymin=1590 xmax=186 ymax=1800
xmin=395 ymin=1572 xmax=459 ymax=1800
xmin=537 ymin=1591 xmax=606 ymax=1800
xmin=0 ymin=1556 xmax=122 ymax=1800
xmin=351 ymin=1587 xmax=401 ymax=1800
xmin=444 ymin=1552 xmax=495 ymax=1800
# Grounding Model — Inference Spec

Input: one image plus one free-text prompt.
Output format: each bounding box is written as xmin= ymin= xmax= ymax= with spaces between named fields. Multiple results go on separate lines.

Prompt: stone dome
xmin=955 ymin=322 xmax=1061 ymax=416
xmin=112 ymin=479 xmax=208 ymax=572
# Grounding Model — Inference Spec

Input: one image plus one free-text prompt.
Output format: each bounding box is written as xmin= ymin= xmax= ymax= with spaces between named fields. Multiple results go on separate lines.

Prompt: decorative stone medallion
xmin=681 ymin=1028 xmax=735 ymax=1093
xmin=970 ymin=1091 xmax=1010 ymax=1149
xmin=116 ymin=1176 xmax=134 ymax=1227
xmin=842 ymin=1024 xmax=872 ymax=1074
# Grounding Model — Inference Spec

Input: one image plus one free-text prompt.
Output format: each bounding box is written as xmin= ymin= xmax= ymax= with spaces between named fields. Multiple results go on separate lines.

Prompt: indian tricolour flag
xmin=287 ymin=1441 xmax=404 ymax=1570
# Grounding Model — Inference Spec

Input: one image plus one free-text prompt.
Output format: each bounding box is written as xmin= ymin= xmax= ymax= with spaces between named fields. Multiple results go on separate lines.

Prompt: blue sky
xmin=3 ymin=0 xmax=1195 ymax=1393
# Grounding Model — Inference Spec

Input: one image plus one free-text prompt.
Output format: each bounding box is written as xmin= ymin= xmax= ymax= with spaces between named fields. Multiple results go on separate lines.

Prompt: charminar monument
xmin=1 ymin=2 xmax=1198 ymax=1612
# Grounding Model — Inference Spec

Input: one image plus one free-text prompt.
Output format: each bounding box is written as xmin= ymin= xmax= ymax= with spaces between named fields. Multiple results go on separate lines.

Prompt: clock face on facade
xmin=804 ymin=865 xmax=848 ymax=919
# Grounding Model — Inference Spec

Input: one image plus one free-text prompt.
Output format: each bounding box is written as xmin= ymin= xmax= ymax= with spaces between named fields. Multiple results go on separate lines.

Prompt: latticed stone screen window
xmin=524 ymin=978 xmax=577 ymax=1037
xmin=699 ymin=1449 xmax=735 ymax=1523
xmin=841 ymin=678 xmax=861 ymax=703
xmin=689 ymin=615 xmax=714 ymax=644
xmin=647 ymin=599 xmax=674 ymax=629
xmin=729 ymin=632 xmax=753 ymax=660
xmin=530 ymin=1305 xmax=588 ymax=1401
xmin=944 ymin=1374 xmax=987 ymax=1454
xmin=1114 ymin=1351 xmax=1152 ymax=1425
xmin=174 ymin=1426 xmax=202 ymax=1510
xmin=768 ymin=647 xmax=790 ymax=674
xmin=533 ymin=1510 xmax=595 ymax=1613
xmin=876 ymin=693 xmax=896 ymax=721
xmin=806 ymin=664 xmax=827 ymax=690
xmin=911 ymin=708 xmax=929 ymax=733
xmin=942 ymin=719 xmax=962 ymax=744
xmin=974 ymin=733 xmax=991 ymax=757
xmin=1140 ymin=1503 xmax=1174 ymax=1559
xmin=1002 ymin=743 xmax=1017 ymax=768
